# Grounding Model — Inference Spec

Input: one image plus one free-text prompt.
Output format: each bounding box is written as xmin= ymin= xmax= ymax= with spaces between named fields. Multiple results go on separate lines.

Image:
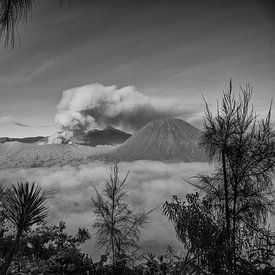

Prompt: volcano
xmin=110 ymin=118 xmax=206 ymax=162
xmin=71 ymin=126 xmax=131 ymax=146
xmin=0 ymin=118 xmax=207 ymax=169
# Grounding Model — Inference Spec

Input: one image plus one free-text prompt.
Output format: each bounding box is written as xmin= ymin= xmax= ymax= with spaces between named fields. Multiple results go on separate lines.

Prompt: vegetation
xmin=0 ymin=182 xmax=48 ymax=274
xmin=91 ymin=164 xmax=150 ymax=274
xmin=200 ymin=82 xmax=274 ymax=273
xmin=164 ymin=81 xmax=275 ymax=274
xmin=0 ymin=0 xmax=69 ymax=47
xmin=0 ymin=220 xmax=93 ymax=274
xmin=0 ymin=0 xmax=36 ymax=47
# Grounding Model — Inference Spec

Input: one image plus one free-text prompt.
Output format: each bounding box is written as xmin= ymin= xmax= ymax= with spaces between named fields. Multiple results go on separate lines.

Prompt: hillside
xmin=109 ymin=118 xmax=206 ymax=162
xmin=0 ymin=142 xmax=114 ymax=169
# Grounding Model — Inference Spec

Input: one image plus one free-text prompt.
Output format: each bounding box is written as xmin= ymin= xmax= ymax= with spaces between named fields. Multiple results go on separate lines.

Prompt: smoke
xmin=54 ymin=83 xmax=195 ymax=141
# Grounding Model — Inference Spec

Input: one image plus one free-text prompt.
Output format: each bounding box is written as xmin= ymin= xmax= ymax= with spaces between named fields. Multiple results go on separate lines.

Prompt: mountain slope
xmin=0 ymin=119 xmax=206 ymax=168
xmin=0 ymin=142 xmax=114 ymax=169
xmin=71 ymin=126 xmax=131 ymax=146
xmin=110 ymin=118 xmax=206 ymax=162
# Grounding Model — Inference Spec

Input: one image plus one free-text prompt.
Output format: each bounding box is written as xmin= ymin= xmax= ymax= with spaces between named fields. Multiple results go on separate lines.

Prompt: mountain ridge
xmin=0 ymin=118 xmax=206 ymax=169
xmin=0 ymin=126 xmax=131 ymax=147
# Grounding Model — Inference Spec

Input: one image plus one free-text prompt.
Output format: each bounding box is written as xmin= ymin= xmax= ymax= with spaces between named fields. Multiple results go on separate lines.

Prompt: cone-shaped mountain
xmin=111 ymin=118 xmax=206 ymax=162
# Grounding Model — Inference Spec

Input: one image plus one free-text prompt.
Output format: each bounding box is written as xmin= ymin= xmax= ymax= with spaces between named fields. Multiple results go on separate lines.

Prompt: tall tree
xmin=198 ymin=81 xmax=275 ymax=273
xmin=201 ymin=81 xmax=236 ymax=269
xmin=0 ymin=182 xmax=47 ymax=275
xmin=164 ymin=81 xmax=274 ymax=274
xmin=91 ymin=164 xmax=149 ymax=274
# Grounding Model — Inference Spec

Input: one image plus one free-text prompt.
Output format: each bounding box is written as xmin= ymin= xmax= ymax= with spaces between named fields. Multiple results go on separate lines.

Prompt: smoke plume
xmin=54 ymin=83 xmax=194 ymax=141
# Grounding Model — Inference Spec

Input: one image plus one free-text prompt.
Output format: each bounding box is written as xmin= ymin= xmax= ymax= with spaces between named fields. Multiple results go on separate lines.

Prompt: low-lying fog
xmin=0 ymin=161 xmax=217 ymax=259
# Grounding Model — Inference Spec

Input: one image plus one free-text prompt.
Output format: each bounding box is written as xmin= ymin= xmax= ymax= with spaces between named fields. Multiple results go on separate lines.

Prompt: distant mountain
xmin=0 ymin=126 xmax=131 ymax=147
xmin=71 ymin=126 xmax=131 ymax=146
xmin=0 ymin=136 xmax=45 ymax=144
xmin=0 ymin=119 xmax=207 ymax=169
xmin=109 ymin=118 xmax=206 ymax=162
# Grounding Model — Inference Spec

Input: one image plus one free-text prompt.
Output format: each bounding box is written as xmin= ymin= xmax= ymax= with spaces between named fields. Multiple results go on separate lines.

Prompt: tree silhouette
xmin=1 ymin=182 xmax=47 ymax=275
xmin=164 ymin=193 xmax=228 ymax=274
xmin=0 ymin=186 xmax=6 ymax=261
xmin=0 ymin=0 xmax=37 ymax=47
xmin=200 ymin=81 xmax=274 ymax=272
xmin=164 ymin=81 xmax=275 ymax=274
xmin=0 ymin=0 xmax=69 ymax=47
xmin=91 ymin=164 xmax=149 ymax=274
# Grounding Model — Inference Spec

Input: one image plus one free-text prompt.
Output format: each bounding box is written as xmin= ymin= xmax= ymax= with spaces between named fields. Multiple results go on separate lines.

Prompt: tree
xmin=200 ymin=81 xmax=275 ymax=273
xmin=18 ymin=221 xmax=91 ymax=274
xmin=164 ymin=81 xmax=275 ymax=274
xmin=0 ymin=186 xmax=7 ymax=262
xmin=0 ymin=0 xmax=69 ymax=47
xmin=0 ymin=0 xmax=36 ymax=47
xmin=91 ymin=164 xmax=149 ymax=274
xmin=164 ymin=193 xmax=228 ymax=274
xmin=0 ymin=182 xmax=48 ymax=275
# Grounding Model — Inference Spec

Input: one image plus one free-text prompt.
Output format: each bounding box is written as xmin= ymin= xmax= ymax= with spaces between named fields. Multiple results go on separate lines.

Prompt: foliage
xmin=91 ymin=164 xmax=150 ymax=272
xmin=4 ymin=182 xmax=48 ymax=231
xmin=20 ymin=221 xmax=90 ymax=260
xmin=0 ymin=186 xmax=8 ymax=261
xmin=164 ymin=193 xmax=228 ymax=274
xmin=0 ymin=221 xmax=92 ymax=274
xmin=0 ymin=0 xmax=70 ymax=47
xmin=0 ymin=0 xmax=37 ymax=47
xmin=164 ymin=81 xmax=275 ymax=274
xmin=0 ymin=182 xmax=48 ymax=274
xmin=200 ymin=81 xmax=275 ymax=272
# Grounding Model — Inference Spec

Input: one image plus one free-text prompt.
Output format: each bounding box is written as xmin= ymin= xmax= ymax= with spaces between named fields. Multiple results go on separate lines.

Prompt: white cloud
xmin=0 ymin=116 xmax=29 ymax=127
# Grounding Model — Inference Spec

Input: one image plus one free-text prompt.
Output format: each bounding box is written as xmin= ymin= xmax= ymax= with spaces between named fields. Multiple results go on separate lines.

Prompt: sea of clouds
xmin=0 ymin=161 xmax=213 ymax=259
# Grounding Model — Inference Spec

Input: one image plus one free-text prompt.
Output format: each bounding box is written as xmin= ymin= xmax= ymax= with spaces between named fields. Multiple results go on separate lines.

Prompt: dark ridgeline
xmin=0 ymin=127 xmax=131 ymax=147
xmin=70 ymin=126 xmax=131 ymax=146
xmin=0 ymin=136 xmax=45 ymax=144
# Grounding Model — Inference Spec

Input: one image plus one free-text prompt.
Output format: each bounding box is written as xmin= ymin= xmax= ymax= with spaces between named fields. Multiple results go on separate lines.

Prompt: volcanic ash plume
xmin=54 ymin=83 xmax=191 ymax=142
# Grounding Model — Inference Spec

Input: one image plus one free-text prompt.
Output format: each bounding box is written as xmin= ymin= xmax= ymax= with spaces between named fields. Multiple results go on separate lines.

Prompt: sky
xmin=0 ymin=0 xmax=274 ymax=137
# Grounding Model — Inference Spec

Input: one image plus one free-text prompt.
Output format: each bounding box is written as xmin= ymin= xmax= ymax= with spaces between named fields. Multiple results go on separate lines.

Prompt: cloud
xmin=0 ymin=161 xmax=213 ymax=259
xmin=0 ymin=116 xmax=30 ymax=127
xmin=0 ymin=116 xmax=54 ymax=129
xmin=54 ymin=84 xmax=197 ymax=141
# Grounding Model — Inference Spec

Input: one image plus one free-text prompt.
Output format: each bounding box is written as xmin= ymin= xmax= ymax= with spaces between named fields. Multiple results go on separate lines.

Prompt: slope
xmin=110 ymin=118 xmax=206 ymax=162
